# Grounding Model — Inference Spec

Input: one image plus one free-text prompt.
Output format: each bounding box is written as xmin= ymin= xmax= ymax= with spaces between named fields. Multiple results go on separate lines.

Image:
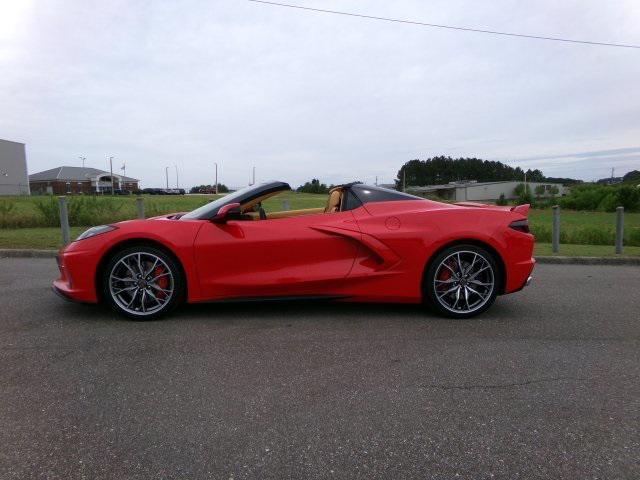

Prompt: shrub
xmin=0 ymin=200 xmax=15 ymax=216
xmin=559 ymin=184 xmax=640 ymax=212
xmin=617 ymin=186 xmax=640 ymax=211
xmin=34 ymin=196 xmax=60 ymax=227
xmin=496 ymin=193 xmax=508 ymax=206
xmin=597 ymin=192 xmax=618 ymax=212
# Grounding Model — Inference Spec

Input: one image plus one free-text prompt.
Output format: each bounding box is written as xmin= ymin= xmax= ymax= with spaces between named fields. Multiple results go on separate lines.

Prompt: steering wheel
xmin=258 ymin=206 xmax=267 ymax=220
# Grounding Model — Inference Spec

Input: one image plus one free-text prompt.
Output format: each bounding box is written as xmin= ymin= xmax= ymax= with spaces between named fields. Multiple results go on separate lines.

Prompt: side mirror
xmin=212 ymin=202 xmax=241 ymax=224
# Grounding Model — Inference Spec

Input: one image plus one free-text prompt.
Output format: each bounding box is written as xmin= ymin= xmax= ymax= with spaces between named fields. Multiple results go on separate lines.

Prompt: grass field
xmin=534 ymin=243 xmax=640 ymax=257
xmin=0 ymin=193 xmax=638 ymax=252
xmin=0 ymin=192 xmax=325 ymax=229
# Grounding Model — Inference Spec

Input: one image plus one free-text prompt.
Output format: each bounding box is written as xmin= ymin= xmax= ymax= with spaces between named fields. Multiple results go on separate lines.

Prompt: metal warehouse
xmin=0 ymin=139 xmax=30 ymax=195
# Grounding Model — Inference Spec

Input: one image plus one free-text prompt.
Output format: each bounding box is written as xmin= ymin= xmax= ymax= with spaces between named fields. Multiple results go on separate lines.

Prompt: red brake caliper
xmin=154 ymin=266 xmax=168 ymax=299
xmin=437 ymin=263 xmax=452 ymax=293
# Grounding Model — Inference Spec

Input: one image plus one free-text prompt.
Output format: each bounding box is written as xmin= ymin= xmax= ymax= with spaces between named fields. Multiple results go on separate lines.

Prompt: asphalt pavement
xmin=0 ymin=258 xmax=638 ymax=479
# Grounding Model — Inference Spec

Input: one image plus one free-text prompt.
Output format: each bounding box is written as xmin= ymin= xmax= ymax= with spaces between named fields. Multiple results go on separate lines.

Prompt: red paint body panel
xmin=54 ymin=198 xmax=535 ymax=306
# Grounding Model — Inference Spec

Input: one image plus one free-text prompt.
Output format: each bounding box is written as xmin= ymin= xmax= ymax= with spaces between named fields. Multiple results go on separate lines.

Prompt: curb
xmin=0 ymin=249 xmax=58 ymax=258
xmin=1 ymin=249 xmax=639 ymax=265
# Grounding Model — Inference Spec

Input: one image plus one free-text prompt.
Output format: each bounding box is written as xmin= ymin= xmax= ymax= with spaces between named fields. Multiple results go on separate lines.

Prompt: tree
xmin=623 ymin=170 xmax=640 ymax=183
xmin=297 ymin=179 xmax=329 ymax=194
xmin=395 ymin=156 xmax=550 ymax=189
xmin=189 ymin=184 xmax=229 ymax=194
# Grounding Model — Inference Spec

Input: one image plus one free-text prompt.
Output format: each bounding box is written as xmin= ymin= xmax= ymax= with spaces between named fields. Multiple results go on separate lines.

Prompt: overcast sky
xmin=1 ymin=0 xmax=639 ymax=188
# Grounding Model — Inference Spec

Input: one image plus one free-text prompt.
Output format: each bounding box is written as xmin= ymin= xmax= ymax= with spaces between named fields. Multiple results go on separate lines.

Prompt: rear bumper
xmin=504 ymin=258 xmax=536 ymax=294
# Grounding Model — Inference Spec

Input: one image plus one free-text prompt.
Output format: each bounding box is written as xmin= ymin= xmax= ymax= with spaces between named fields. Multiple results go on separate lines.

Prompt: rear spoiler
xmin=510 ymin=204 xmax=530 ymax=216
xmin=454 ymin=202 xmax=530 ymax=216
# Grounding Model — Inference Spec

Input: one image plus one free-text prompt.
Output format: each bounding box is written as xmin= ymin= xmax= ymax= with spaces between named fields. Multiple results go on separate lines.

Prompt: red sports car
xmin=53 ymin=181 xmax=535 ymax=320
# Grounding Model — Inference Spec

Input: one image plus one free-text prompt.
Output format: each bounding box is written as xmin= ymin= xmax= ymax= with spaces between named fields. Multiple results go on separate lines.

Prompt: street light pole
xmin=109 ymin=156 xmax=114 ymax=195
xmin=252 ymin=166 xmax=255 ymax=185
xmin=165 ymin=166 xmax=169 ymax=189
xmin=214 ymin=162 xmax=218 ymax=194
xmin=79 ymin=156 xmax=86 ymax=168
xmin=175 ymin=165 xmax=179 ymax=189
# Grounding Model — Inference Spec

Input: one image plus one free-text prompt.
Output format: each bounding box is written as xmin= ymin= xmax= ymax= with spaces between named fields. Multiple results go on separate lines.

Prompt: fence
xmin=57 ymin=196 xmax=629 ymax=254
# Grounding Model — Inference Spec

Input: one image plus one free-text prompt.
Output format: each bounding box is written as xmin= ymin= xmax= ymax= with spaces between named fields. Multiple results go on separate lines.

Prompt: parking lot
xmin=1 ymin=258 xmax=638 ymax=479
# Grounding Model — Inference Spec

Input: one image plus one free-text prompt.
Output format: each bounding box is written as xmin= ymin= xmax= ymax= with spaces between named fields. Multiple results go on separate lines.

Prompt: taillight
xmin=509 ymin=219 xmax=530 ymax=233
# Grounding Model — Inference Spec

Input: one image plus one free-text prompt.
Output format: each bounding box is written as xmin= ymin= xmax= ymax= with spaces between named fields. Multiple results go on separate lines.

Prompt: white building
xmin=407 ymin=180 xmax=568 ymax=202
xmin=0 ymin=139 xmax=30 ymax=195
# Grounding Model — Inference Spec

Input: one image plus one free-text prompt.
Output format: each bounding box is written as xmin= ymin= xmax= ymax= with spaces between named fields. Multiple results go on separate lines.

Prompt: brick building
xmin=29 ymin=166 xmax=139 ymax=195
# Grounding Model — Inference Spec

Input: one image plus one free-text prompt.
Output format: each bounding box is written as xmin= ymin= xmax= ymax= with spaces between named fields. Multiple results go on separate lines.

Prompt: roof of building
xmin=0 ymin=138 xmax=25 ymax=145
xmin=29 ymin=166 xmax=139 ymax=182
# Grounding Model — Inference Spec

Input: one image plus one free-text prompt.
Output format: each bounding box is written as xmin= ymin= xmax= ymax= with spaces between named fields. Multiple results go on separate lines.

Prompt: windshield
xmin=180 ymin=181 xmax=291 ymax=220
xmin=180 ymin=186 xmax=256 ymax=220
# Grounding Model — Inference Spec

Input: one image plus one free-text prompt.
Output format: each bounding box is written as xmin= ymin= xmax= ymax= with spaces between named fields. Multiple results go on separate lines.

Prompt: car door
xmin=193 ymin=210 xmax=361 ymax=299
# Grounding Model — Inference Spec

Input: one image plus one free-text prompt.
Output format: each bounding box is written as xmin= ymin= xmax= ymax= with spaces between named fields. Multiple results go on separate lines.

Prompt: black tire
xmin=101 ymin=245 xmax=184 ymax=320
xmin=424 ymin=244 xmax=501 ymax=319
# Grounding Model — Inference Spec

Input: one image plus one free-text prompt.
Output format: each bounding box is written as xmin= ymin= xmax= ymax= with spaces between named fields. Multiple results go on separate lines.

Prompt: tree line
xmin=394 ymin=156 xmax=549 ymax=189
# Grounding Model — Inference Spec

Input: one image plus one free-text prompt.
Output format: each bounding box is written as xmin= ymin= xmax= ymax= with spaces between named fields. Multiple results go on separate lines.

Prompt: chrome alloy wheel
xmin=108 ymin=252 xmax=174 ymax=316
xmin=433 ymin=250 xmax=495 ymax=314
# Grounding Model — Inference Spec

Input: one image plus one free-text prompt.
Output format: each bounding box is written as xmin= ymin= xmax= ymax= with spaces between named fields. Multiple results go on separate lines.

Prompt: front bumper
xmin=53 ymin=250 xmax=99 ymax=303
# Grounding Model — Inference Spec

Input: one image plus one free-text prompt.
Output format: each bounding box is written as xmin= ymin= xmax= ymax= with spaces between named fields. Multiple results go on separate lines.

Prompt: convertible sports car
xmin=53 ymin=181 xmax=535 ymax=320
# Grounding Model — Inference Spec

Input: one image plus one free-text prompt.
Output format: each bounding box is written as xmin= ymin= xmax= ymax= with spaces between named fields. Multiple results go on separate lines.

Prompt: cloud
xmin=1 ymin=0 xmax=639 ymax=188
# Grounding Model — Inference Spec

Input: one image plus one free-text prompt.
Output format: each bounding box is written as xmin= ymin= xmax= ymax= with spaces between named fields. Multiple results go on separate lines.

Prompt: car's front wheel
xmin=425 ymin=244 xmax=500 ymax=319
xmin=102 ymin=246 xmax=184 ymax=320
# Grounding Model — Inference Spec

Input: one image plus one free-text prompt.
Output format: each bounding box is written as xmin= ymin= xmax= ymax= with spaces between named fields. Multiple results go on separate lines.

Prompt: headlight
xmin=76 ymin=225 xmax=118 ymax=241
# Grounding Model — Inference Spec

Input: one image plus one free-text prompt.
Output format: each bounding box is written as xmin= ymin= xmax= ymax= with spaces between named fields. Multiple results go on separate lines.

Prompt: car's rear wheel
xmin=425 ymin=244 xmax=500 ymax=319
xmin=102 ymin=246 xmax=184 ymax=320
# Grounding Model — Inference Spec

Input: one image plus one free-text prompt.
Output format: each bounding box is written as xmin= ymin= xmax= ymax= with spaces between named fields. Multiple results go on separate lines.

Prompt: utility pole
xmin=109 ymin=156 xmax=114 ymax=195
xmin=79 ymin=156 xmax=86 ymax=168
xmin=214 ymin=162 xmax=218 ymax=194
xmin=375 ymin=176 xmax=378 ymax=186
xmin=252 ymin=166 xmax=255 ymax=185
xmin=403 ymin=169 xmax=406 ymax=192
xmin=165 ymin=166 xmax=169 ymax=189
xmin=175 ymin=165 xmax=179 ymax=189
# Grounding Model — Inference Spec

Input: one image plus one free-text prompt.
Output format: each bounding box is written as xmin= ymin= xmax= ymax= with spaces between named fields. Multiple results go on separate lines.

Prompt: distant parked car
xmin=142 ymin=188 xmax=166 ymax=195
xmin=113 ymin=189 xmax=131 ymax=195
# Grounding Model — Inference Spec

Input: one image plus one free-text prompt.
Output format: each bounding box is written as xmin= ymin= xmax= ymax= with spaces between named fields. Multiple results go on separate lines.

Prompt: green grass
xmin=0 ymin=227 xmax=87 ymax=249
xmin=528 ymin=209 xmax=640 ymax=247
xmin=1 ymin=193 xmax=639 ymax=252
xmin=534 ymin=243 xmax=640 ymax=257
xmin=0 ymin=192 xmax=327 ymax=228
xmin=261 ymin=191 xmax=326 ymax=211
